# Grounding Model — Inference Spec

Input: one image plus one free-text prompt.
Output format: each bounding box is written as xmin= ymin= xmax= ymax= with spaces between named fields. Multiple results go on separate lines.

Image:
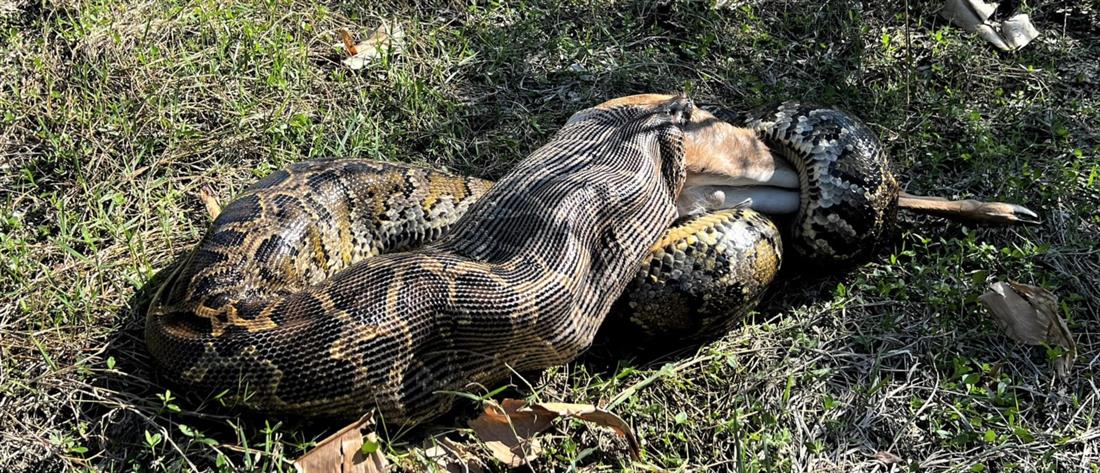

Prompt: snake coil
xmin=147 ymin=98 xmax=896 ymax=423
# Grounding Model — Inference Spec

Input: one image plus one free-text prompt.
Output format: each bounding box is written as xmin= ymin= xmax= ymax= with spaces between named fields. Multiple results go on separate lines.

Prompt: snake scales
xmin=145 ymin=96 xmax=905 ymax=424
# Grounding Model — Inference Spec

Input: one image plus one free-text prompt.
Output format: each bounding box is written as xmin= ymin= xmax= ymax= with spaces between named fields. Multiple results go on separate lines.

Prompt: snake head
xmin=568 ymin=93 xmax=707 ymax=203
xmin=569 ymin=93 xmax=695 ymax=124
xmin=577 ymin=97 xmax=804 ymax=217
xmin=662 ymin=93 xmax=694 ymax=125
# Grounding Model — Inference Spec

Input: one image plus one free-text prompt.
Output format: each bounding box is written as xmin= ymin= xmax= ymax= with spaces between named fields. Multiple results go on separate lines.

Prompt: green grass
xmin=2 ymin=0 xmax=1098 ymax=471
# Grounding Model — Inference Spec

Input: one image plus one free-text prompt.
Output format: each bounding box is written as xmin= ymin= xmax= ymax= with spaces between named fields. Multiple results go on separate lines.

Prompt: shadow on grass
xmin=84 ymin=259 xmax=256 ymax=470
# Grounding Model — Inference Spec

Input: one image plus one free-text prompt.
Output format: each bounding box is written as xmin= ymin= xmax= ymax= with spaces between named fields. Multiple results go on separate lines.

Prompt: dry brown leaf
xmin=527 ymin=402 xmax=640 ymax=459
xmin=872 ymin=450 xmax=904 ymax=465
xmin=293 ymin=414 xmax=387 ymax=473
xmin=198 ymin=185 xmax=221 ymax=220
xmin=467 ymin=399 xmax=548 ymax=467
xmin=337 ymin=28 xmax=358 ymax=55
xmin=467 ymin=399 xmax=640 ymax=467
xmin=421 ymin=437 xmax=488 ymax=473
xmin=980 ymin=281 xmax=1076 ymax=378
xmin=337 ymin=23 xmax=405 ymax=70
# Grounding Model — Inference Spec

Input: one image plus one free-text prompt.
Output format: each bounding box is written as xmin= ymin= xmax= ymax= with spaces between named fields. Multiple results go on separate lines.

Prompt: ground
xmin=1 ymin=0 xmax=1098 ymax=471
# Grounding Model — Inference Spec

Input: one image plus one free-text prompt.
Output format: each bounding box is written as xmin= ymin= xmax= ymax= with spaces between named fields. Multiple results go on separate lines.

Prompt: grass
xmin=1 ymin=0 xmax=1098 ymax=471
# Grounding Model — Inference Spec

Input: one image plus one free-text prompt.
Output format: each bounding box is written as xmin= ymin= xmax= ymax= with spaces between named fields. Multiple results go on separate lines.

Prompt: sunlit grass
xmin=1 ymin=0 xmax=1097 ymax=471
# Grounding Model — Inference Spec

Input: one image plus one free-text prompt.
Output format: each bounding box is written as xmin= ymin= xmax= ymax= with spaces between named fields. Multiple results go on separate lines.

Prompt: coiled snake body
xmin=146 ymin=97 xmax=915 ymax=423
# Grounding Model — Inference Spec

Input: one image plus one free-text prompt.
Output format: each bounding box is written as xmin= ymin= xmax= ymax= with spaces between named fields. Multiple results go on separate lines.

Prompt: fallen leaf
xmin=980 ymin=281 xmax=1076 ymax=378
xmin=199 ymin=185 xmax=221 ymax=220
xmin=467 ymin=399 xmax=640 ymax=467
xmin=872 ymin=450 xmax=904 ymax=465
xmin=467 ymin=399 xmax=547 ymax=467
xmin=294 ymin=414 xmax=387 ymax=473
xmin=421 ymin=437 xmax=488 ymax=473
xmin=337 ymin=28 xmax=358 ymax=55
xmin=337 ymin=23 xmax=405 ymax=70
xmin=527 ymin=402 xmax=640 ymax=459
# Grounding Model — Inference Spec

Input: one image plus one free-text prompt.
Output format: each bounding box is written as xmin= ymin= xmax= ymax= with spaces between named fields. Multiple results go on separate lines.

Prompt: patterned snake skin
xmin=713 ymin=101 xmax=900 ymax=262
xmin=146 ymin=97 xmax=895 ymax=423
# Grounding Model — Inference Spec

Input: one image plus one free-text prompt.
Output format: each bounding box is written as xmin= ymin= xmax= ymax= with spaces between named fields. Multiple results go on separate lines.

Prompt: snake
xmin=146 ymin=95 xmax=1036 ymax=424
